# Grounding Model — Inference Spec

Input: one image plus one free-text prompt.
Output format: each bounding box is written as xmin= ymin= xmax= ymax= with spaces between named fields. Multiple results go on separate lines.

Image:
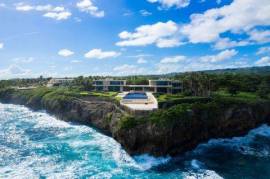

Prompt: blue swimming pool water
xmin=123 ymin=92 xmax=148 ymax=100
xmin=2 ymin=103 xmax=270 ymax=178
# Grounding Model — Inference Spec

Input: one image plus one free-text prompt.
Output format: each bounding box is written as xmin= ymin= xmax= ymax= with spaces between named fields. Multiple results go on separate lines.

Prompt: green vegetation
xmin=149 ymin=104 xmax=192 ymax=126
xmin=1 ymin=66 xmax=270 ymax=131
xmin=90 ymin=92 xmax=118 ymax=98
xmin=118 ymin=115 xmax=147 ymax=129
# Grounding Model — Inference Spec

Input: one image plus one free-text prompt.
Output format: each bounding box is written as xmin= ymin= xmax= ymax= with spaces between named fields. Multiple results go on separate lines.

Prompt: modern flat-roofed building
xmin=93 ymin=79 xmax=126 ymax=92
xmin=93 ymin=79 xmax=182 ymax=94
xmin=47 ymin=78 xmax=74 ymax=87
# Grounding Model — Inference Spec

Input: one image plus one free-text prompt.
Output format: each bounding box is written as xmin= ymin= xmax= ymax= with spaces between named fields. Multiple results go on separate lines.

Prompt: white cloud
xmin=255 ymin=56 xmax=270 ymax=66
xmin=0 ymin=65 xmax=31 ymax=79
xmin=43 ymin=11 xmax=71 ymax=20
xmin=58 ymin=49 xmax=74 ymax=57
xmin=160 ymin=55 xmax=186 ymax=63
xmin=77 ymin=0 xmax=105 ymax=18
xmin=15 ymin=4 xmax=34 ymax=11
xmin=137 ymin=58 xmax=148 ymax=64
xmin=147 ymin=0 xmax=190 ymax=9
xmin=113 ymin=64 xmax=146 ymax=75
xmin=248 ymin=29 xmax=270 ymax=44
xmin=84 ymin=49 xmax=121 ymax=59
xmin=213 ymin=38 xmax=250 ymax=50
xmin=140 ymin=10 xmax=152 ymax=16
xmin=116 ymin=21 xmax=181 ymax=48
xmin=200 ymin=49 xmax=238 ymax=63
xmin=15 ymin=3 xmax=71 ymax=20
xmin=0 ymin=43 xmax=3 ymax=49
xmin=181 ymin=0 xmax=270 ymax=44
xmin=15 ymin=3 xmax=53 ymax=12
xmin=256 ymin=46 xmax=270 ymax=55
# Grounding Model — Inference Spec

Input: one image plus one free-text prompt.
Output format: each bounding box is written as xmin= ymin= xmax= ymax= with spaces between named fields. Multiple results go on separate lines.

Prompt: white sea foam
xmin=193 ymin=124 xmax=270 ymax=157
xmin=133 ymin=154 xmax=171 ymax=170
xmin=3 ymin=103 xmax=270 ymax=178
xmin=183 ymin=170 xmax=224 ymax=179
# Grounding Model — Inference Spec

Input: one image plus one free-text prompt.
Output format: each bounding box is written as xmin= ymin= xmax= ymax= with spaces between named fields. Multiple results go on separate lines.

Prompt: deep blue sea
xmin=1 ymin=103 xmax=270 ymax=179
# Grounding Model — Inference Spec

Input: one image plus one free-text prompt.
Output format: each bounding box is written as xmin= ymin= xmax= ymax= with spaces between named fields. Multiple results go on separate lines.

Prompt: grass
xmin=90 ymin=91 xmax=118 ymax=98
xmin=154 ymin=93 xmax=185 ymax=102
xmin=214 ymin=90 xmax=259 ymax=100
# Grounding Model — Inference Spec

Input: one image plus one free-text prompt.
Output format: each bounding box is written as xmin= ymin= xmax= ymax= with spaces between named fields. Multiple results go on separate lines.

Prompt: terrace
xmin=118 ymin=92 xmax=158 ymax=111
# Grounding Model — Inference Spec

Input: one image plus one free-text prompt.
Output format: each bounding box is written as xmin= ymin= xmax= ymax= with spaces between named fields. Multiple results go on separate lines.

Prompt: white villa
xmin=93 ymin=79 xmax=182 ymax=94
xmin=47 ymin=78 xmax=74 ymax=87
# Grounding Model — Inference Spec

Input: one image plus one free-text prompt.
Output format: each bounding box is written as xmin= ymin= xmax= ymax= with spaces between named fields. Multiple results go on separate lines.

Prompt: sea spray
xmin=1 ymin=103 xmax=270 ymax=178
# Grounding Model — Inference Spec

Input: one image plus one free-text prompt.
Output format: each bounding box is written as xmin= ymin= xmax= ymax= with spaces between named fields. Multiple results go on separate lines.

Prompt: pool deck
xmin=118 ymin=92 xmax=158 ymax=111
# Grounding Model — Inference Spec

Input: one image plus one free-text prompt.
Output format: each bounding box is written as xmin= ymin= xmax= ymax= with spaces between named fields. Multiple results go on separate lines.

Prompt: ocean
xmin=1 ymin=103 xmax=270 ymax=179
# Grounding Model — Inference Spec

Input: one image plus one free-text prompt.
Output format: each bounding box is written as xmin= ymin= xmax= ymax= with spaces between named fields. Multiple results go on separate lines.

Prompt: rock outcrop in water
xmin=1 ymin=88 xmax=270 ymax=157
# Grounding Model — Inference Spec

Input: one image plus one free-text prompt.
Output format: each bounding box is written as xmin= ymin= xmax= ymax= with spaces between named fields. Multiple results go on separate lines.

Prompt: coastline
xmin=1 ymin=88 xmax=270 ymax=157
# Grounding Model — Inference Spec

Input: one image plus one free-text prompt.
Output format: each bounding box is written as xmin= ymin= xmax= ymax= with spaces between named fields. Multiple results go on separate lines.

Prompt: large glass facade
xmin=156 ymin=87 xmax=168 ymax=93
xmin=172 ymin=82 xmax=181 ymax=88
xmin=109 ymin=81 xmax=124 ymax=85
xmin=95 ymin=81 xmax=103 ymax=85
xmin=108 ymin=86 xmax=121 ymax=91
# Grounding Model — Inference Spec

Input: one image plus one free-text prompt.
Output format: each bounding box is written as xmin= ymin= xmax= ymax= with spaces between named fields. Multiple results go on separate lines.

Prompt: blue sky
xmin=0 ymin=0 xmax=270 ymax=79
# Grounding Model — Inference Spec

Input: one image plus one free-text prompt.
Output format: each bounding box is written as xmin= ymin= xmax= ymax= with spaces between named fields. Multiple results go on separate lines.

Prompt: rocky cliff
xmin=114 ymin=101 xmax=270 ymax=156
xmin=1 ymin=88 xmax=270 ymax=157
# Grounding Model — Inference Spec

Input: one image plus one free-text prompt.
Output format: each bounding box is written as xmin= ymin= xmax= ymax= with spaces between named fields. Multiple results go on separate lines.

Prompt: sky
xmin=0 ymin=0 xmax=270 ymax=79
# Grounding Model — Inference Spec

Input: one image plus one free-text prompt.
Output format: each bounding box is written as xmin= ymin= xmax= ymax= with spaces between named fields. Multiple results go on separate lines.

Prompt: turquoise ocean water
xmin=1 ymin=103 xmax=270 ymax=179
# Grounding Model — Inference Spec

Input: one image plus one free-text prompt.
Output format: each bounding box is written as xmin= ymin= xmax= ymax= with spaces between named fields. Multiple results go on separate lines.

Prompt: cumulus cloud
xmin=58 ymin=49 xmax=74 ymax=57
xmin=0 ymin=65 xmax=31 ymax=79
xmin=43 ymin=11 xmax=71 ymax=20
xmin=116 ymin=21 xmax=181 ymax=48
xmin=84 ymin=49 xmax=121 ymax=59
xmin=181 ymin=0 xmax=270 ymax=44
xmin=137 ymin=58 xmax=148 ymax=64
xmin=0 ymin=43 xmax=3 ymax=49
xmin=248 ymin=29 xmax=270 ymax=44
xmin=116 ymin=0 xmax=270 ymax=49
xmin=213 ymin=38 xmax=250 ymax=50
xmin=256 ymin=46 xmax=270 ymax=55
xmin=15 ymin=3 xmax=71 ymax=20
xmin=147 ymin=0 xmax=190 ymax=9
xmin=77 ymin=0 xmax=105 ymax=18
xmin=160 ymin=55 xmax=186 ymax=63
xmin=255 ymin=56 xmax=270 ymax=66
xmin=200 ymin=49 xmax=238 ymax=63
xmin=113 ymin=64 xmax=146 ymax=75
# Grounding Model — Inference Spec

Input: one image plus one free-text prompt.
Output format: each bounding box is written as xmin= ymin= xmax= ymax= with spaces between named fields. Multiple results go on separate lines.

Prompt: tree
xmin=227 ymin=80 xmax=241 ymax=96
xmin=257 ymin=80 xmax=270 ymax=99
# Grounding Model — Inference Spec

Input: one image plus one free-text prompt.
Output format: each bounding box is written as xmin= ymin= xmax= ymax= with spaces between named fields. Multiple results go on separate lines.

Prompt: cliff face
xmin=0 ymin=93 xmax=122 ymax=134
xmin=1 ymin=89 xmax=270 ymax=157
xmin=114 ymin=102 xmax=270 ymax=156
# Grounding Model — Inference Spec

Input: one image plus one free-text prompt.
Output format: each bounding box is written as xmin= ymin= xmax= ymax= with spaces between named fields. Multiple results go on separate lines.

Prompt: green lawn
xmin=154 ymin=93 xmax=185 ymax=102
xmin=214 ymin=90 xmax=259 ymax=100
xmin=90 ymin=91 xmax=118 ymax=98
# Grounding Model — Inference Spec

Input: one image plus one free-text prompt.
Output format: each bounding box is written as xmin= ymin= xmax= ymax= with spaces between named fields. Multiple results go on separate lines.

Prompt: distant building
xmin=47 ymin=78 xmax=74 ymax=87
xmin=93 ymin=79 xmax=182 ymax=94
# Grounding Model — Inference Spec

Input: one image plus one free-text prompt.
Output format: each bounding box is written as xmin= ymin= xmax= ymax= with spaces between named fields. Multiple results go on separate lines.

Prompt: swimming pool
xmin=123 ymin=92 xmax=148 ymax=100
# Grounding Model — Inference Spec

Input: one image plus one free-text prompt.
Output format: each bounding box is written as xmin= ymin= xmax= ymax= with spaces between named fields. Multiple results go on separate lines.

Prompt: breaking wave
xmin=1 ymin=103 xmax=270 ymax=178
